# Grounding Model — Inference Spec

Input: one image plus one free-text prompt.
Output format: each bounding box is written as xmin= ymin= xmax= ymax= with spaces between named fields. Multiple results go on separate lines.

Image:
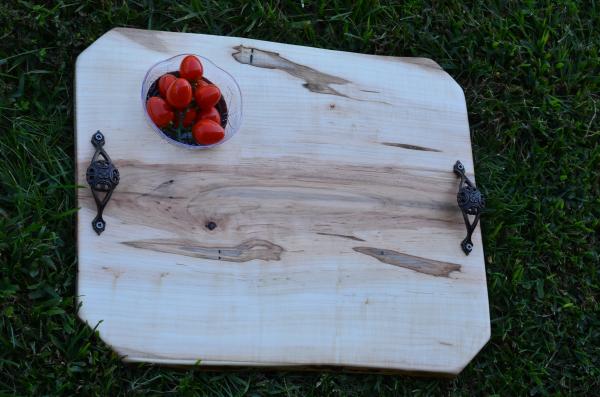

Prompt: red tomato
xmin=175 ymin=108 xmax=198 ymax=128
xmin=166 ymin=78 xmax=193 ymax=109
xmin=158 ymin=73 xmax=176 ymax=98
xmin=192 ymin=119 xmax=225 ymax=145
xmin=197 ymin=107 xmax=221 ymax=125
xmin=195 ymin=79 xmax=209 ymax=89
xmin=146 ymin=96 xmax=174 ymax=128
xmin=180 ymin=55 xmax=203 ymax=81
xmin=194 ymin=84 xmax=221 ymax=110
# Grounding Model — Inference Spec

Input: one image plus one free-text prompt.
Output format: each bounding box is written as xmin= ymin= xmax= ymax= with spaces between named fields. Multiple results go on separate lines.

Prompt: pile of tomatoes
xmin=146 ymin=55 xmax=226 ymax=145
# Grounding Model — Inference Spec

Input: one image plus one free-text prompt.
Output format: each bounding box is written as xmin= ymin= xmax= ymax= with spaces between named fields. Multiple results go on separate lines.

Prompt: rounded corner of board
xmin=75 ymin=28 xmax=122 ymax=69
xmin=441 ymin=72 xmax=467 ymax=104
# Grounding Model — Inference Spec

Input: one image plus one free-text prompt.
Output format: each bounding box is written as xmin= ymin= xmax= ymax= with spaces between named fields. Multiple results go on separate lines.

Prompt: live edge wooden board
xmin=75 ymin=28 xmax=489 ymax=375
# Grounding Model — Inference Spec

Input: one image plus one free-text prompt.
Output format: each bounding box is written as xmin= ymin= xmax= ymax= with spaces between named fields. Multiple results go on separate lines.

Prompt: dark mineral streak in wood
xmin=381 ymin=142 xmax=442 ymax=152
xmin=316 ymin=232 xmax=366 ymax=242
xmin=232 ymin=45 xmax=351 ymax=98
xmin=115 ymin=28 xmax=170 ymax=53
xmin=353 ymin=247 xmax=460 ymax=277
xmin=123 ymin=238 xmax=284 ymax=262
xmin=232 ymin=45 xmax=391 ymax=105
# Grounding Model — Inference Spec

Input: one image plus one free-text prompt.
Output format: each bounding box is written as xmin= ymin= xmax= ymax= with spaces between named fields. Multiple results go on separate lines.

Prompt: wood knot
xmin=205 ymin=221 xmax=217 ymax=231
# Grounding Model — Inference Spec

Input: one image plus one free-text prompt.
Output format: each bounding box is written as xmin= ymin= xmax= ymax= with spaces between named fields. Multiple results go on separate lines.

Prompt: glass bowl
xmin=141 ymin=54 xmax=243 ymax=149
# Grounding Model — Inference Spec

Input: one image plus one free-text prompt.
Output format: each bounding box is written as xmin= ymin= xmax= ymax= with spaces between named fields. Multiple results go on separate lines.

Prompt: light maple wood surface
xmin=75 ymin=28 xmax=490 ymax=375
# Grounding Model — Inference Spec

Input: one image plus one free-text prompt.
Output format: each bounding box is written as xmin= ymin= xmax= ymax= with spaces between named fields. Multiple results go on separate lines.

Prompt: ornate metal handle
xmin=86 ymin=131 xmax=119 ymax=235
xmin=454 ymin=160 xmax=484 ymax=255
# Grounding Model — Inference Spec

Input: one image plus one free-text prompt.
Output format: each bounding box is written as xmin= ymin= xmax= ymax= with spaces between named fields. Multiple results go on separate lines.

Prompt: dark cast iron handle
xmin=454 ymin=160 xmax=484 ymax=255
xmin=86 ymin=131 xmax=119 ymax=235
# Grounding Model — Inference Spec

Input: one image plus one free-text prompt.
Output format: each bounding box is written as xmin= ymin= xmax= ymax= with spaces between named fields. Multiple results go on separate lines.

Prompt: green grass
xmin=1 ymin=1 xmax=599 ymax=395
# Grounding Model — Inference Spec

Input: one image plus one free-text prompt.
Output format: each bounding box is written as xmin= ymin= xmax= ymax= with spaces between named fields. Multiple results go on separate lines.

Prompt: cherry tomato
xmin=197 ymin=106 xmax=221 ymax=125
xmin=192 ymin=119 xmax=225 ymax=145
xmin=180 ymin=55 xmax=203 ymax=81
xmin=194 ymin=84 xmax=221 ymax=110
xmin=146 ymin=96 xmax=174 ymax=128
xmin=158 ymin=73 xmax=176 ymax=98
xmin=195 ymin=79 xmax=209 ymax=89
xmin=166 ymin=78 xmax=193 ymax=109
xmin=175 ymin=108 xmax=198 ymax=128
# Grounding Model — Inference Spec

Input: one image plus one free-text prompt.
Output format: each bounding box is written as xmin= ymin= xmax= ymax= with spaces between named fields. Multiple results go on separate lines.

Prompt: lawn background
xmin=1 ymin=1 xmax=598 ymax=395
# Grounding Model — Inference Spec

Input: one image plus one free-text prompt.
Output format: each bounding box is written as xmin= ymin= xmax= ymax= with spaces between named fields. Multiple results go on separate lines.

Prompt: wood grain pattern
xmin=123 ymin=238 xmax=284 ymax=262
xmin=352 ymin=247 xmax=461 ymax=277
xmin=232 ymin=45 xmax=350 ymax=97
xmin=75 ymin=28 xmax=489 ymax=375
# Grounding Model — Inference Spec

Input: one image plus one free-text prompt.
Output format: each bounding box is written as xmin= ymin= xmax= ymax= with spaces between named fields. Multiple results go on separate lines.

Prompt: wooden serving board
xmin=75 ymin=28 xmax=489 ymax=375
